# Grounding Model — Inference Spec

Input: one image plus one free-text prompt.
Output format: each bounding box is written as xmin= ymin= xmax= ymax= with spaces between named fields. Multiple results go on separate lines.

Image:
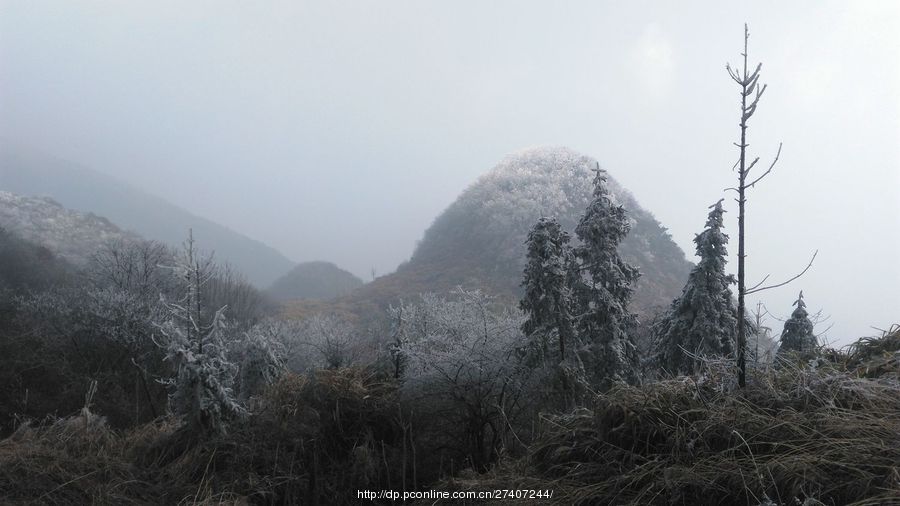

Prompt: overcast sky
xmin=1 ymin=1 xmax=898 ymax=344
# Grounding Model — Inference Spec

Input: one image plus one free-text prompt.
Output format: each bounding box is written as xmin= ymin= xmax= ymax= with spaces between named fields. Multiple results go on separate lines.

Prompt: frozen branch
xmin=726 ymin=64 xmax=743 ymax=84
xmin=746 ymin=142 xmax=782 ymax=189
xmin=747 ymin=273 xmax=771 ymax=292
xmin=743 ymin=157 xmax=760 ymax=176
xmin=746 ymin=250 xmax=818 ymax=295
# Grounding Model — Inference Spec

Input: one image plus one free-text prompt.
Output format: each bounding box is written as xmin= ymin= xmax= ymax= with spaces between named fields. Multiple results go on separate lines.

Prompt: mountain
xmin=0 ymin=190 xmax=138 ymax=266
xmin=287 ymin=147 xmax=693 ymax=323
xmin=0 ymin=143 xmax=295 ymax=287
xmin=266 ymin=261 xmax=364 ymax=302
xmin=0 ymin=224 xmax=73 ymax=296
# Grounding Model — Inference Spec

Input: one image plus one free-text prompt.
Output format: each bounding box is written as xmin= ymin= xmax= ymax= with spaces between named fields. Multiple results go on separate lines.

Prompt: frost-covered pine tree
xmin=652 ymin=200 xmax=737 ymax=375
xmin=776 ymin=291 xmax=817 ymax=357
xmin=155 ymin=231 xmax=243 ymax=434
xmin=572 ymin=167 xmax=641 ymax=389
xmin=520 ymin=217 xmax=577 ymax=363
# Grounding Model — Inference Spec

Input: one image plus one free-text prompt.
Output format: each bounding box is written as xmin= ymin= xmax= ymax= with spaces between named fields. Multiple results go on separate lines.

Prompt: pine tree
xmin=777 ymin=291 xmax=817 ymax=357
xmin=572 ymin=166 xmax=640 ymax=388
xmin=520 ymin=217 xmax=576 ymax=363
xmin=154 ymin=231 xmax=243 ymax=435
xmin=652 ymin=200 xmax=737 ymax=375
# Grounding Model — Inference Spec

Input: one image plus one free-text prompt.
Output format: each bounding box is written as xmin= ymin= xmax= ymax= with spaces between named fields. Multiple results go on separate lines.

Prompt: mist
xmin=1 ymin=0 xmax=897 ymax=345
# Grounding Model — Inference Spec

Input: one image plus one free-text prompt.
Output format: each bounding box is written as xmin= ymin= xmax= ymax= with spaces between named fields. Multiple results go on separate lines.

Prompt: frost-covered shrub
xmin=228 ymin=313 xmax=363 ymax=376
xmin=304 ymin=314 xmax=359 ymax=369
xmin=12 ymin=283 xmax=168 ymax=428
xmin=394 ymin=289 xmax=528 ymax=471
xmin=231 ymin=320 xmax=287 ymax=400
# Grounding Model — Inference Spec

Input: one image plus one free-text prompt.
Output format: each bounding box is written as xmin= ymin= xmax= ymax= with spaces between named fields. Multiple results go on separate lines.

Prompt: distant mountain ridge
xmin=0 ymin=190 xmax=137 ymax=265
xmin=266 ymin=261 xmax=364 ymax=302
xmin=0 ymin=143 xmax=295 ymax=287
xmin=287 ymin=147 xmax=693 ymax=323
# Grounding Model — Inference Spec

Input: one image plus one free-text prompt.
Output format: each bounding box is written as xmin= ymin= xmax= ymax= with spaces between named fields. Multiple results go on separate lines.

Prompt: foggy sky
xmin=1 ymin=1 xmax=898 ymax=345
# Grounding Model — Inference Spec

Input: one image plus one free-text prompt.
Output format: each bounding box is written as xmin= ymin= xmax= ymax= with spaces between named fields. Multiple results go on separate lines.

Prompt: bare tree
xmin=750 ymin=301 xmax=777 ymax=367
xmin=302 ymin=313 xmax=360 ymax=369
xmin=205 ymin=262 xmax=269 ymax=329
xmin=88 ymin=238 xmax=173 ymax=302
xmin=726 ymin=24 xmax=815 ymax=387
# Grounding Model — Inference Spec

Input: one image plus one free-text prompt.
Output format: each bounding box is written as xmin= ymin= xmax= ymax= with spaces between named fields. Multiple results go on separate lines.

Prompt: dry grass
xmin=840 ymin=324 xmax=900 ymax=379
xmin=2 ymin=330 xmax=898 ymax=505
xmin=0 ymin=368 xmax=401 ymax=505
xmin=449 ymin=327 xmax=900 ymax=505
xmin=0 ymin=409 xmax=163 ymax=504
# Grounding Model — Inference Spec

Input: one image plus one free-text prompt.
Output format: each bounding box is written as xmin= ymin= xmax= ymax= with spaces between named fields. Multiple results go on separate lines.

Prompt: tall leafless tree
xmin=727 ymin=25 xmax=816 ymax=387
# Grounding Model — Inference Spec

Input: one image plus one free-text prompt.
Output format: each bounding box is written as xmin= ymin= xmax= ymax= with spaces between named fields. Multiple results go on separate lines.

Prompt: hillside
xmin=266 ymin=261 xmax=364 ymax=302
xmin=0 ymin=226 xmax=72 ymax=295
xmin=0 ymin=191 xmax=137 ymax=266
xmin=287 ymin=147 xmax=693 ymax=323
xmin=0 ymin=143 xmax=295 ymax=287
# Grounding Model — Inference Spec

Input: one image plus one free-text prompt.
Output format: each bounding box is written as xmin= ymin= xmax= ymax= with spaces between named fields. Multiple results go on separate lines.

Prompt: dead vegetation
xmin=443 ymin=326 xmax=900 ymax=505
xmin=1 ymin=329 xmax=898 ymax=505
xmin=0 ymin=368 xmax=403 ymax=505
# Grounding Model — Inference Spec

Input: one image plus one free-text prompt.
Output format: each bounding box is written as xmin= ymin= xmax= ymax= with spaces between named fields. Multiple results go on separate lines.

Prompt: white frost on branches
xmin=231 ymin=320 xmax=287 ymax=400
xmin=154 ymin=232 xmax=243 ymax=434
xmin=392 ymin=289 xmax=528 ymax=471
xmin=651 ymin=201 xmax=738 ymax=376
xmin=572 ymin=168 xmax=641 ymax=389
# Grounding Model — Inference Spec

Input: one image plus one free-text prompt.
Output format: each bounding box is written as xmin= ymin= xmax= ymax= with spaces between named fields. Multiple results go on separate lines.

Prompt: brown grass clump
xmin=841 ymin=324 xmax=900 ymax=380
xmin=0 ymin=367 xmax=403 ymax=505
xmin=458 ymin=329 xmax=900 ymax=506
xmin=0 ymin=409 xmax=162 ymax=504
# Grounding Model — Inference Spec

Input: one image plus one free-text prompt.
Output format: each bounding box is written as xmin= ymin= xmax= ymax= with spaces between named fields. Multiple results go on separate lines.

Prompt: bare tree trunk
xmin=728 ymin=25 xmax=809 ymax=386
xmin=728 ymin=24 xmax=762 ymax=388
xmin=736 ymin=31 xmax=749 ymax=388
